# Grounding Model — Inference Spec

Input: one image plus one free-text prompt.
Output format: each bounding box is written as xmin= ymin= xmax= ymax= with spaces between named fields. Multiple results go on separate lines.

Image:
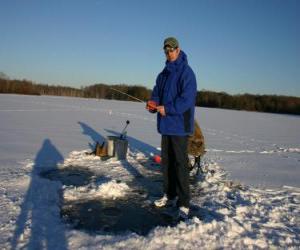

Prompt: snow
xmin=0 ymin=94 xmax=299 ymax=249
xmin=63 ymin=179 xmax=131 ymax=201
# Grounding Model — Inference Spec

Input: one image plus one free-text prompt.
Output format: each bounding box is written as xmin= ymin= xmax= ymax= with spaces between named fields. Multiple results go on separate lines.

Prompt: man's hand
xmin=157 ymin=106 xmax=166 ymax=116
xmin=146 ymin=100 xmax=157 ymax=113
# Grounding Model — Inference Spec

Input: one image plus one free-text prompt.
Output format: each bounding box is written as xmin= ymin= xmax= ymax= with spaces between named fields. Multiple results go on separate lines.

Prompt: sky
xmin=0 ymin=0 xmax=299 ymax=96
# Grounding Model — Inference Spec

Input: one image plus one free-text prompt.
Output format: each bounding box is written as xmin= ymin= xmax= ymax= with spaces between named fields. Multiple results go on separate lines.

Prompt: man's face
xmin=164 ymin=47 xmax=180 ymax=62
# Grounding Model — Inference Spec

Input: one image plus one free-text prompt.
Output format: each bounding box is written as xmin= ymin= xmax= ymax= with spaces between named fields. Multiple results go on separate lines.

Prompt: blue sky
xmin=0 ymin=0 xmax=299 ymax=96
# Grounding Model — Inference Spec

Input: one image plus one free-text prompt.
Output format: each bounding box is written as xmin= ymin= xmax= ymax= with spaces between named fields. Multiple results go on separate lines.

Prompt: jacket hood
xmin=165 ymin=50 xmax=188 ymax=72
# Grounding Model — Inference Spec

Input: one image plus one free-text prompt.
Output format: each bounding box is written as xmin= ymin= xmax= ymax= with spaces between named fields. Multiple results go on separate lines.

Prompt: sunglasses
xmin=164 ymin=47 xmax=177 ymax=54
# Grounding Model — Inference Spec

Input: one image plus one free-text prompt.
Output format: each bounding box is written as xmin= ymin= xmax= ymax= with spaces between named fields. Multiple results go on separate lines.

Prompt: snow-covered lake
xmin=0 ymin=94 xmax=299 ymax=249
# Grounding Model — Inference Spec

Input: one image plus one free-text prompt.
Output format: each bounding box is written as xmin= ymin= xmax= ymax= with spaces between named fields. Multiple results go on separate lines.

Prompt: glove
xmin=146 ymin=100 xmax=157 ymax=113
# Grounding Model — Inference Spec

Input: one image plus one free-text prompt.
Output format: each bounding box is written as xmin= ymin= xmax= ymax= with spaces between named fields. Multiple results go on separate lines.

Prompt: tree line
xmin=196 ymin=91 xmax=300 ymax=115
xmin=0 ymin=75 xmax=299 ymax=115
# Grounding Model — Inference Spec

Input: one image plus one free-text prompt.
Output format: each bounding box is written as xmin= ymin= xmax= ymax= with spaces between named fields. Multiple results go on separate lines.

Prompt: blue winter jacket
xmin=151 ymin=50 xmax=197 ymax=135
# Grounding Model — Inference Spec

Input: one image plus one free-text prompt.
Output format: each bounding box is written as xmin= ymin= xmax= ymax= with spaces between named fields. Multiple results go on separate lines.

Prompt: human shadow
xmin=11 ymin=139 xmax=67 ymax=250
xmin=78 ymin=121 xmax=106 ymax=150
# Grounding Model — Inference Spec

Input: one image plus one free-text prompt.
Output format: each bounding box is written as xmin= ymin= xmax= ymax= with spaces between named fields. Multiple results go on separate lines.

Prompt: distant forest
xmin=0 ymin=75 xmax=299 ymax=115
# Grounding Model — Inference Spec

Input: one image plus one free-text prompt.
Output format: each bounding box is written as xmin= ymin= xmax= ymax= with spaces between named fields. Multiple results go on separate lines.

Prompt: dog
xmin=187 ymin=120 xmax=206 ymax=174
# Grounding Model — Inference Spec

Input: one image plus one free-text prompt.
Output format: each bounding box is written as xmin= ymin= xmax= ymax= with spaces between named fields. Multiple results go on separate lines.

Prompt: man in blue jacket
xmin=146 ymin=37 xmax=197 ymax=219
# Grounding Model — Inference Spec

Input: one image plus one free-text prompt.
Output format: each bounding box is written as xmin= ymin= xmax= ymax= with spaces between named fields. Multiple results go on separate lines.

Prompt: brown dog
xmin=187 ymin=120 xmax=206 ymax=173
xmin=188 ymin=120 xmax=205 ymax=157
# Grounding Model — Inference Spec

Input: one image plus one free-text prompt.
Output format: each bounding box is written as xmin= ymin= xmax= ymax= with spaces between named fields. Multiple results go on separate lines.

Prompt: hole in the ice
xmin=102 ymin=207 xmax=122 ymax=217
xmin=40 ymin=166 xmax=100 ymax=187
xmin=61 ymin=196 xmax=176 ymax=236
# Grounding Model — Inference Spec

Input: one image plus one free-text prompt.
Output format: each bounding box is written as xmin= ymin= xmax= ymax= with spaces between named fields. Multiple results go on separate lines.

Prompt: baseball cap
xmin=163 ymin=37 xmax=179 ymax=49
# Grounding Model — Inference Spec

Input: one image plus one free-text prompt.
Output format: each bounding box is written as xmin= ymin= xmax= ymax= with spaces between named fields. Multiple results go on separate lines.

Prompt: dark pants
xmin=161 ymin=135 xmax=190 ymax=207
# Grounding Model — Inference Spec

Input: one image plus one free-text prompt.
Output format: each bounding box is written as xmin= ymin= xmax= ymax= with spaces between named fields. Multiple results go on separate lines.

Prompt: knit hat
xmin=164 ymin=37 xmax=179 ymax=49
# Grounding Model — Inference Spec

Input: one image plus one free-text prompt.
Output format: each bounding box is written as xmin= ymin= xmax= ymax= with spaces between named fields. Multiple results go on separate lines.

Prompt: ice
xmin=0 ymin=94 xmax=299 ymax=249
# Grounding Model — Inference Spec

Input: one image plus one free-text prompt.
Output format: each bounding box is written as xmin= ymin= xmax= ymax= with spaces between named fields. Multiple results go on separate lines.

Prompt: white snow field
xmin=0 ymin=94 xmax=299 ymax=249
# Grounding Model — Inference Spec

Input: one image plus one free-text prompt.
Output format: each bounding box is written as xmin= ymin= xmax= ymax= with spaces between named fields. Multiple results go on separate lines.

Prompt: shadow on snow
xmin=11 ymin=139 xmax=67 ymax=250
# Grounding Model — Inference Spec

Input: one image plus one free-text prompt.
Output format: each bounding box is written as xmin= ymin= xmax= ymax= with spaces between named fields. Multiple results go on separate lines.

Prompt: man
xmin=146 ymin=37 xmax=197 ymax=219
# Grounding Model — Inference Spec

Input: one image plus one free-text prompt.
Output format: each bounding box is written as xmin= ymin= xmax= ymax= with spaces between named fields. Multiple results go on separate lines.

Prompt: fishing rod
xmin=110 ymin=87 xmax=146 ymax=103
xmin=109 ymin=87 xmax=157 ymax=110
